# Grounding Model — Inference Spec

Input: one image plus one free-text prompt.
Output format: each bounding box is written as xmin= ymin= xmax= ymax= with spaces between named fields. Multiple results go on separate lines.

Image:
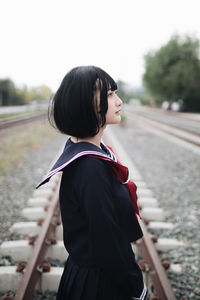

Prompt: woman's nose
xmin=116 ymin=95 xmax=123 ymax=105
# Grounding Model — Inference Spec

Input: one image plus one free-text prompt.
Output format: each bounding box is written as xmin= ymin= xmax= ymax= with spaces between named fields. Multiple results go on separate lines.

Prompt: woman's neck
xmin=71 ymin=126 xmax=105 ymax=149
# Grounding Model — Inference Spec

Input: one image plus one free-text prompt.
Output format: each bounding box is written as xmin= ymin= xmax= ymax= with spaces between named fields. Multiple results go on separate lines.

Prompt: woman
xmin=37 ymin=66 xmax=147 ymax=300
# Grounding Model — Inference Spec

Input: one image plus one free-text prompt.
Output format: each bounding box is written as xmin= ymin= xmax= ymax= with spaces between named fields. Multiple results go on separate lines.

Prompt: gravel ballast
xmin=0 ymin=132 xmax=65 ymax=299
xmin=0 ymin=133 xmax=66 ymax=244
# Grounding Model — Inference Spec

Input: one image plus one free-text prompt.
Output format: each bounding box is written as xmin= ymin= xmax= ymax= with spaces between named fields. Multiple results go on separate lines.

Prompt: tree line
xmin=118 ymin=34 xmax=200 ymax=112
xmin=0 ymin=78 xmax=53 ymax=106
xmin=1 ymin=35 xmax=200 ymax=111
xmin=142 ymin=34 xmax=200 ymax=112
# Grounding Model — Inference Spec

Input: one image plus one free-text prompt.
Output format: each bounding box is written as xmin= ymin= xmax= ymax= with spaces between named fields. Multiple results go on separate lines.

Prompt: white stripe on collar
xmin=36 ymin=150 xmax=111 ymax=188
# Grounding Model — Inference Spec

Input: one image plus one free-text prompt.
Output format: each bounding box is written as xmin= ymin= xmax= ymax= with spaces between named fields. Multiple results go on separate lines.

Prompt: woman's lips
xmin=115 ymin=110 xmax=121 ymax=114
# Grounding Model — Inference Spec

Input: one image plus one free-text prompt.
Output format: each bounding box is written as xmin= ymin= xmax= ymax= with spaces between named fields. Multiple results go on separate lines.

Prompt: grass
xmin=120 ymin=112 xmax=127 ymax=125
xmin=0 ymin=121 xmax=58 ymax=178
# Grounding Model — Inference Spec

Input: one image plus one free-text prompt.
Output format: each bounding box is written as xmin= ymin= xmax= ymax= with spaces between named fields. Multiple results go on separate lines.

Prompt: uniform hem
xmin=131 ymin=283 xmax=147 ymax=300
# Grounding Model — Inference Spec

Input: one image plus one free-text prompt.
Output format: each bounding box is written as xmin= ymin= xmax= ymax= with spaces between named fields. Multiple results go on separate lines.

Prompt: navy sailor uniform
xmin=36 ymin=138 xmax=147 ymax=300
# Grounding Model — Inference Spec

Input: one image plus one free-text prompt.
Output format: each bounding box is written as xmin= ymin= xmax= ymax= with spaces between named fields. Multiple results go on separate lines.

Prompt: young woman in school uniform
xmin=37 ymin=66 xmax=147 ymax=300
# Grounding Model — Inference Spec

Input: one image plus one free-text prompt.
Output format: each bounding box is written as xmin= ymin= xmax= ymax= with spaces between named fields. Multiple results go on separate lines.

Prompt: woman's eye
xmin=108 ymin=92 xmax=113 ymax=97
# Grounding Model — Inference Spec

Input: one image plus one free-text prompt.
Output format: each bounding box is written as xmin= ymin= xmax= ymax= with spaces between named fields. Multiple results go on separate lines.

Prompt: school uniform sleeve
xmin=75 ymin=157 xmax=142 ymax=296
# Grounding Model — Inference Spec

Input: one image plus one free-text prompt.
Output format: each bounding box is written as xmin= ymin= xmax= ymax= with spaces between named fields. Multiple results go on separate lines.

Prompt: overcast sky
xmin=0 ymin=0 xmax=200 ymax=91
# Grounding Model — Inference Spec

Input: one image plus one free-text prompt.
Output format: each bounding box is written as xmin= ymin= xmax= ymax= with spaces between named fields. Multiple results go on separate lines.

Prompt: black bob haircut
xmin=49 ymin=66 xmax=117 ymax=138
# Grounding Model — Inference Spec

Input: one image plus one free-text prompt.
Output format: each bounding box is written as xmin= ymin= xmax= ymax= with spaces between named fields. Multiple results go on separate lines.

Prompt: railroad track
xmin=130 ymin=110 xmax=200 ymax=137
xmin=125 ymin=106 xmax=200 ymax=150
xmin=133 ymin=106 xmax=200 ymax=122
xmin=0 ymin=112 xmax=47 ymax=131
xmin=0 ymin=128 xmax=185 ymax=300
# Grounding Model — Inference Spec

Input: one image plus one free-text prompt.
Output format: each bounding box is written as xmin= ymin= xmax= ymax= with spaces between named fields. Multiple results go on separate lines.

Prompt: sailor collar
xmin=36 ymin=138 xmax=117 ymax=189
xmin=36 ymin=137 xmax=141 ymax=219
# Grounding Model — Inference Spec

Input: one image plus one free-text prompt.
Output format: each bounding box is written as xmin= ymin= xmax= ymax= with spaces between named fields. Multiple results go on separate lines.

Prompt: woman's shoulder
xmin=76 ymin=156 xmax=111 ymax=175
xmin=61 ymin=156 xmax=113 ymax=191
xmin=75 ymin=157 xmax=114 ymax=195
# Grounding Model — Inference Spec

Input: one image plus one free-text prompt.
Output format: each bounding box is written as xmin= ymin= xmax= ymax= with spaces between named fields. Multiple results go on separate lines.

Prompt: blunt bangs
xmin=49 ymin=66 xmax=117 ymax=138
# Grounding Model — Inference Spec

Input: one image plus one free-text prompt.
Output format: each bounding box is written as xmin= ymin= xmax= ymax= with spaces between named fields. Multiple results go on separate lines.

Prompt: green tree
xmin=0 ymin=78 xmax=28 ymax=105
xmin=143 ymin=35 xmax=200 ymax=111
xmin=0 ymin=80 xmax=53 ymax=106
xmin=15 ymin=85 xmax=30 ymax=105
xmin=0 ymin=78 xmax=16 ymax=106
xmin=29 ymin=85 xmax=53 ymax=102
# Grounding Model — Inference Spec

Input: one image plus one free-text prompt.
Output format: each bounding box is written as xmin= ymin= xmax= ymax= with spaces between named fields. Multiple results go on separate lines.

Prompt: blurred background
xmin=0 ymin=1 xmax=200 ymax=299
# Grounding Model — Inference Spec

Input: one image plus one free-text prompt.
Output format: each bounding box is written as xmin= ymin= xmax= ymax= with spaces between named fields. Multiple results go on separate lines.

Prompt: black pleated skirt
xmin=56 ymin=256 xmax=141 ymax=300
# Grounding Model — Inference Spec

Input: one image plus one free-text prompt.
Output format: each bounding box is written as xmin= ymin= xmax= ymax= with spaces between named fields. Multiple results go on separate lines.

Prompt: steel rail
xmin=0 ymin=112 xmax=47 ymax=130
xmin=137 ymin=220 xmax=176 ymax=300
xmin=126 ymin=111 xmax=200 ymax=147
xmin=14 ymin=180 xmax=60 ymax=300
xmin=130 ymin=106 xmax=200 ymax=122
xmin=130 ymin=110 xmax=200 ymax=137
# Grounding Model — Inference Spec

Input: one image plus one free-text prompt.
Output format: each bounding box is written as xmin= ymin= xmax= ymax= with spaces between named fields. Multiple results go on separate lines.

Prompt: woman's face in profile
xmin=105 ymin=89 xmax=123 ymax=125
xmin=95 ymin=78 xmax=122 ymax=128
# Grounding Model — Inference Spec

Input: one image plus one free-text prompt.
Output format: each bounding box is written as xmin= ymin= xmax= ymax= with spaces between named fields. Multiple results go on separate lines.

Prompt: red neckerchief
xmin=88 ymin=145 xmax=141 ymax=219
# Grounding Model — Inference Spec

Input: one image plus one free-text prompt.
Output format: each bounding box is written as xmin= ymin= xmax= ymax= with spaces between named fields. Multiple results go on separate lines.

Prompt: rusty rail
xmin=126 ymin=110 xmax=200 ymax=147
xmin=14 ymin=180 xmax=60 ymax=300
xmin=0 ymin=112 xmax=47 ymax=130
xmin=137 ymin=220 xmax=176 ymax=300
